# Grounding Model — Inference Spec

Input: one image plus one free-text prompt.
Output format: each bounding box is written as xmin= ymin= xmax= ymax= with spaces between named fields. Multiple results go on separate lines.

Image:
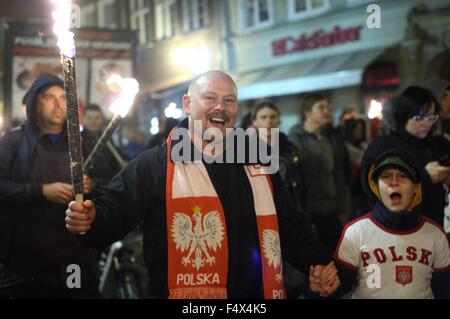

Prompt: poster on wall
xmin=89 ymin=58 xmax=132 ymax=115
xmin=3 ymin=22 xmax=135 ymax=129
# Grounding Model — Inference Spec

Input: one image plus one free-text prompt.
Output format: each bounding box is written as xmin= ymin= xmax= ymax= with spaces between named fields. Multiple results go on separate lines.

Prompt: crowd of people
xmin=0 ymin=70 xmax=449 ymax=299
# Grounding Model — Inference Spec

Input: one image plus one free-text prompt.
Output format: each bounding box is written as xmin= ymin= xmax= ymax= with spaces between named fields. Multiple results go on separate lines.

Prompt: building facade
xmin=77 ymin=0 xmax=450 ymax=134
xmin=224 ymin=0 xmax=450 ymax=131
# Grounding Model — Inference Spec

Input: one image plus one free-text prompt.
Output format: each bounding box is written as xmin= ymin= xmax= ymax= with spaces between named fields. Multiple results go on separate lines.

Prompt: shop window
xmin=98 ymin=0 xmax=118 ymax=29
xmin=155 ymin=0 xmax=178 ymax=41
xmin=182 ymin=0 xmax=209 ymax=32
xmin=238 ymin=0 xmax=273 ymax=32
xmin=287 ymin=0 xmax=330 ymax=21
xmin=82 ymin=4 xmax=96 ymax=28
xmin=130 ymin=0 xmax=150 ymax=44
xmin=346 ymin=0 xmax=375 ymax=7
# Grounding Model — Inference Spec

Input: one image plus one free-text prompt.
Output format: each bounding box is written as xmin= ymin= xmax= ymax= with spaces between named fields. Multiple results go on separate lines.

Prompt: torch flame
xmin=106 ymin=74 xmax=123 ymax=93
xmin=108 ymin=75 xmax=140 ymax=118
xmin=51 ymin=0 xmax=76 ymax=58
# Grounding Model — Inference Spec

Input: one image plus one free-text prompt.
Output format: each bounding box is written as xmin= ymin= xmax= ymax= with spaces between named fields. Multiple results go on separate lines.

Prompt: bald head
xmin=188 ymin=70 xmax=237 ymax=97
xmin=182 ymin=70 xmax=239 ymax=147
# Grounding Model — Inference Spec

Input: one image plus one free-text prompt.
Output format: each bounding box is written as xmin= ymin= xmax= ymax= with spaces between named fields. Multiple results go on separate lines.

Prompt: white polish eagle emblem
xmin=262 ymin=229 xmax=283 ymax=282
xmin=171 ymin=206 xmax=225 ymax=270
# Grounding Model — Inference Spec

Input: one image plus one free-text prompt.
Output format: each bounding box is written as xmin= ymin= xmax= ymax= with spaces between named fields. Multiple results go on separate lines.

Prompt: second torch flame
xmin=107 ymin=74 xmax=140 ymax=118
xmin=83 ymin=74 xmax=139 ymax=171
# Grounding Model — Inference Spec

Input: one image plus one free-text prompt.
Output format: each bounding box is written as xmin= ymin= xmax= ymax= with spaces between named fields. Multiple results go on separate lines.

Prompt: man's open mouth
xmin=208 ymin=113 xmax=229 ymax=128
xmin=209 ymin=117 xmax=226 ymax=125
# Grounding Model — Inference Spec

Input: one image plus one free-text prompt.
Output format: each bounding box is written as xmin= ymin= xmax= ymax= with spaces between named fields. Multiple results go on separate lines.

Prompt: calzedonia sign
xmin=272 ymin=25 xmax=362 ymax=56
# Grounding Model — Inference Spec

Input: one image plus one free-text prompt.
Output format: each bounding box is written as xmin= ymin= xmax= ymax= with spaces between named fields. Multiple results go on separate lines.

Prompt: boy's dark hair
xmin=251 ymin=101 xmax=279 ymax=120
xmin=299 ymin=93 xmax=328 ymax=122
xmin=391 ymin=86 xmax=438 ymax=128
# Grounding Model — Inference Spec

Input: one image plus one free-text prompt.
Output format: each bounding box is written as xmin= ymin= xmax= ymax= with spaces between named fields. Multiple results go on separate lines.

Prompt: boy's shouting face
xmin=378 ymin=168 xmax=417 ymax=212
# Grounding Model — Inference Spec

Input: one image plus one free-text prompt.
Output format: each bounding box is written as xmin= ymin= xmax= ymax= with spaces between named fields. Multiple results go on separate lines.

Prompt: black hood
xmin=24 ymin=74 xmax=64 ymax=129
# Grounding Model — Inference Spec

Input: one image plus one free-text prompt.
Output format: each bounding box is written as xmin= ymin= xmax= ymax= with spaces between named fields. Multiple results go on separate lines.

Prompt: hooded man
xmin=0 ymin=74 xmax=99 ymax=298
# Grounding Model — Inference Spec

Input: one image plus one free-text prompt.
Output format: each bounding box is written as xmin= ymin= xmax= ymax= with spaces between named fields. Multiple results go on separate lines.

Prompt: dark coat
xmin=0 ymin=75 xmax=98 ymax=289
xmin=79 ymin=124 xmax=332 ymax=298
xmin=288 ymin=124 xmax=351 ymax=217
xmin=82 ymin=129 xmax=124 ymax=188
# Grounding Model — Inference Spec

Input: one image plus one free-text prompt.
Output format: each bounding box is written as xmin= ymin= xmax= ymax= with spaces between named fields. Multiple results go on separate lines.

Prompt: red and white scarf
xmin=166 ymin=137 xmax=286 ymax=299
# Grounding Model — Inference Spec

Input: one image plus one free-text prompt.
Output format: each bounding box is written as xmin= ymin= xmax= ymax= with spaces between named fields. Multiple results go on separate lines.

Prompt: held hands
xmin=65 ymin=200 xmax=96 ymax=234
xmin=309 ymin=261 xmax=340 ymax=297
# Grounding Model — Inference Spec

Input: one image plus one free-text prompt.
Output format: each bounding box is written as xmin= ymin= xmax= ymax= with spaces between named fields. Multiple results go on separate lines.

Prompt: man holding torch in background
xmin=82 ymin=104 xmax=126 ymax=188
xmin=0 ymin=74 xmax=100 ymax=298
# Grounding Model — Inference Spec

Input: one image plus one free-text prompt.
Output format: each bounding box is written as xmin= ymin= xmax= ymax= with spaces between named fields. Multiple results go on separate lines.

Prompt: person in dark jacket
xmin=334 ymin=148 xmax=450 ymax=298
xmin=82 ymin=104 xmax=126 ymax=187
xmin=251 ymin=101 xmax=303 ymax=212
xmin=288 ymin=94 xmax=351 ymax=250
xmin=361 ymin=86 xmax=450 ymax=226
xmin=66 ymin=70 xmax=340 ymax=299
xmin=421 ymin=78 xmax=450 ymax=136
xmin=146 ymin=117 xmax=179 ymax=150
xmin=421 ymin=79 xmax=450 ymax=235
xmin=0 ymin=74 xmax=99 ymax=298
xmin=342 ymin=117 xmax=371 ymax=219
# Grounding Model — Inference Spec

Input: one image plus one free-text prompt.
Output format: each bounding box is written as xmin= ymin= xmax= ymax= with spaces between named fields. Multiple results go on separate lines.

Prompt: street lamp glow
xmin=368 ymin=99 xmax=383 ymax=119
xmin=164 ymin=102 xmax=183 ymax=119
xmin=171 ymin=47 xmax=211 ymax=74
xmin=150 ymin=117 xmax=159 ymax=135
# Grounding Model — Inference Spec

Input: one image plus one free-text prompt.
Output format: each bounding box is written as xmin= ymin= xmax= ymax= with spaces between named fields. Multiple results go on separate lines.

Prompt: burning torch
xmin=83 ymin=74 xmax=139 ymax=171
xmin=52 ymin=0 xmax=84 ymax=205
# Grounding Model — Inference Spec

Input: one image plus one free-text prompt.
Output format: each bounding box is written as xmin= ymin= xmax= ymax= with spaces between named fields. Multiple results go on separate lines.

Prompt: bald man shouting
xmin=66 ymin=70 xmax=340 ymax=299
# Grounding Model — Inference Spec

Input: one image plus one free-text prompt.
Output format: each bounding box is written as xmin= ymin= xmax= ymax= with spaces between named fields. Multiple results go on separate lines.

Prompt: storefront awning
xmin=234 ymin=48 xmax=386 ymax=100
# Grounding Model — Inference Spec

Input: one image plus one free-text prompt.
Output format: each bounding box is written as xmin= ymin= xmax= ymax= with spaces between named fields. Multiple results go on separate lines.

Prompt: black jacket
xmin=82 ymin=129 xmax=124 ymax=188
xmin=80 ymin=137 xmax=332 ymax=298
xmin=288 ymin=124 xmax=351 ymax=217
xmin=0 ymin=74 xmax=98 ymax=289
xmin=277 ymin=132 xmax=303 ymax=213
